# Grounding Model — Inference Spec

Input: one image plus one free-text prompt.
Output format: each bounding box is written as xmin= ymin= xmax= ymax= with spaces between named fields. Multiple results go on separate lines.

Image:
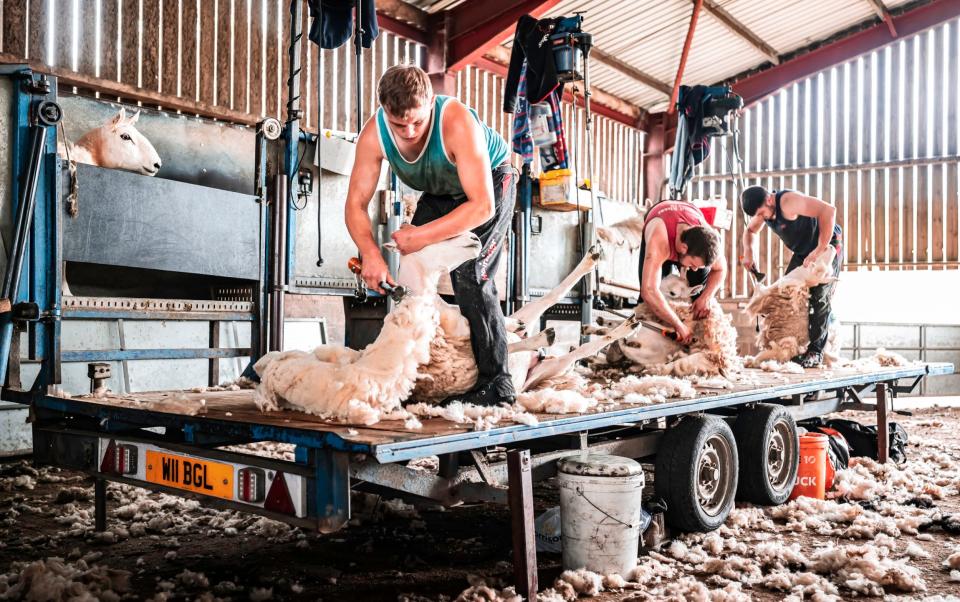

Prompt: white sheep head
xmin=84 ymin=107 xmax=163 ymax=176
xmin=660 ymin=272 xmax=704 ymax=302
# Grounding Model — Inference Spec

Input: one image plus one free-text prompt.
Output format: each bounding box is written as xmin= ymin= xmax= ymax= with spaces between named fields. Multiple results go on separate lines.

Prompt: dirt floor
xmin=1 ymin=405 xmax=959 ymax=601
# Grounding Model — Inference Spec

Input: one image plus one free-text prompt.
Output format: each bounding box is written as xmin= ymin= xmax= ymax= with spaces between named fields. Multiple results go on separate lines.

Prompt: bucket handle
xmin=574 ymin=485 xmax=636 ymax=529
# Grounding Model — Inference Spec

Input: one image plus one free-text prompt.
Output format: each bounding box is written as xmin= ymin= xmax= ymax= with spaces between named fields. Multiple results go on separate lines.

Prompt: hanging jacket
xmin=307 ymin=0 xmax=378 ymax=50
xmin=503 ymin=15 xmax=564 ymax=113
xmin=512 ymin=66 xmax=568 ymax=170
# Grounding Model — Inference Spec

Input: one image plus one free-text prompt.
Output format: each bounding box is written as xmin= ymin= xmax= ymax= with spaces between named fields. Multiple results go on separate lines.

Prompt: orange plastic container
xmin=790 ymin=432 xmax=829 ymax=501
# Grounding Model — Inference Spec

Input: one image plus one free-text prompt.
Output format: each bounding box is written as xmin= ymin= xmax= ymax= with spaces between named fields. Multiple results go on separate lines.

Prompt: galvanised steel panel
xmin=62 ymin=164 xmax=261 ymax=280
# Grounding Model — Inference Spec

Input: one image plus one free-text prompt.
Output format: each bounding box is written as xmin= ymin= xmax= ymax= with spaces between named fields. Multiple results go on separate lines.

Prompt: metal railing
xmin=845 ymin=322 xmax=960 ymax=395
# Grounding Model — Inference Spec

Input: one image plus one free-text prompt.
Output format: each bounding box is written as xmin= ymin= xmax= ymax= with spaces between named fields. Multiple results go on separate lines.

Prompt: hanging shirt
xmin=307 ymin=0 xmax=378 ymax=50
xmin=511 ymin=65 xmax=568 ymax=170
xmin=376 ymin=95 xmax=509 ymax=198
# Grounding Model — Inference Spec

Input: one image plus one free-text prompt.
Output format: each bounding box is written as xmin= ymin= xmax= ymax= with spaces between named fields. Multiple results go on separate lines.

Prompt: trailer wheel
xmin=654 ymin=415 xmax=738 ymax=532
xmin=733 ymin=404 xmax=798 ymax=505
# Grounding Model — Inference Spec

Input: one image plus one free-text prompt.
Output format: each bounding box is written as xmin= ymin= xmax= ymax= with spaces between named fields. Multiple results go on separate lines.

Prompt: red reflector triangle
xmin=264 ymin=471 xmax=295 ymax=515
xmin=99 ymin=440 xmax=117 ymax=474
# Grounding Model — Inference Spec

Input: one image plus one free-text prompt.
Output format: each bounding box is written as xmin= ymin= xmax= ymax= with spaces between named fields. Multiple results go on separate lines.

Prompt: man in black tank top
xmin=740 ymin=186 xmax=843 ymax=368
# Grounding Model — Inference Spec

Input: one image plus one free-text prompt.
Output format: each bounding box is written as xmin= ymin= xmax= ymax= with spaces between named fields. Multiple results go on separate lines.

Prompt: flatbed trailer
xmin=14 ymin=363 xmax=953 ymax=537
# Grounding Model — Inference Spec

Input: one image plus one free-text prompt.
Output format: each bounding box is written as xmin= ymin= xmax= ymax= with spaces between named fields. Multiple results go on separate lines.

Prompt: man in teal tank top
xmin=344 ymin=65 xmax=516 ymax=407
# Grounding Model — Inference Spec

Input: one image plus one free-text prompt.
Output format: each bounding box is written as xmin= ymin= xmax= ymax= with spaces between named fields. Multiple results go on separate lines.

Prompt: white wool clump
xmin=601 ymin=573 xmax=627 ymax=590
xmin=517 ymin=387 xmax=597 ymax=414
xmin=0 ymin=557 xmax=131 ymax=600
xmin=453 ymin=575 xmax=522 ymax=602
xmin=254 ymin=292 xmax=439 ymax=425
xmin=904 ymin=542 xmax=931 ymax=559
xmin=667 ymin=540 xmax=689 ymax=560
xmin=608 ymin=374 xmax=697 ymax=403
xmin=405 ymin=401 xmax=539 ymax=431
xmin=756 ymin=359 xmax=805 ymax=374
xmin=762 ymin=570 xmax=840 ymax=600
xmin=809 ymin=543 xmax=927 ymax=594
xmin=837 ymin=348 xmax=912 ymax=370
xmin=950 ymin=570 xmax=960 ymax=583
xmin=945 ymin=550 xmax=960 ymax=570
xmin=556 ymin=568 xmax=604 ymax=596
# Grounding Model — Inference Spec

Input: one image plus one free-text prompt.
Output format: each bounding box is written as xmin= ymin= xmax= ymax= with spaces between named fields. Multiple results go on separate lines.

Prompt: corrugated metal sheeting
xmin=416 ymin=0 xmax=918 ymax=112
xmin=690 ymin=18 xmax=960 ymax=298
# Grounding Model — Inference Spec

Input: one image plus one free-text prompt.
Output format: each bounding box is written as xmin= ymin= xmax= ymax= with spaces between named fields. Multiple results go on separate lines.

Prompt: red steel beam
xmin=667 ymin=0 xmax=704 ymax=114
xmin=734 ymin=0 xmax=960 ymax=107
xmin=376 ymin=12 xmax=430 ymax=46
xmin=447 ymin=0 xmax=564 ymax=72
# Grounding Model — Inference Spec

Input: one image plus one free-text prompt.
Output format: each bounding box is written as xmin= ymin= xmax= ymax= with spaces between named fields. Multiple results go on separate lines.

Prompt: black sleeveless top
xmin=766 ymin=190 xmax=842 ymax=259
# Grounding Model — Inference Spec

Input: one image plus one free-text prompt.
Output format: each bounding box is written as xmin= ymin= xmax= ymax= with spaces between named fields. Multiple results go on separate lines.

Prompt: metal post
xmin=579 ymin=36 xmax=596 ymax=339
xmin=514 ymin=165 xmax=532 ymax=311
xmin=94 ymin=478 xmax=107 ymax=531
xmin=284 ymin=0 xmax=304 ymax=284
xmin=270 ymin=176 xmax=288 ymax=352
xmin=0 ymin=123 xmax=48 ymax=382
xmin=507 ymin=449 xmax=537 ymax=598
xmin=876 ymin=382 xmax=889 ymax=463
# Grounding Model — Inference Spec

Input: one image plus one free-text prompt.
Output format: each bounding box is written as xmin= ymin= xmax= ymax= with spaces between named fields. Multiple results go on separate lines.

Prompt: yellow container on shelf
xmin=539 ymin=168 xmax=574 ymax=207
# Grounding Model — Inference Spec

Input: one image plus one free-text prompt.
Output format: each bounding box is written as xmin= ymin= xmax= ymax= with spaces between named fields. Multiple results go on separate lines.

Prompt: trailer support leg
xmin=94 ymin=478 xmax=107 ymax=532
xmin=507 ymin=449 xmax=537 ymax=598
xmin=877 ymin=382 xmax=889 ymax=463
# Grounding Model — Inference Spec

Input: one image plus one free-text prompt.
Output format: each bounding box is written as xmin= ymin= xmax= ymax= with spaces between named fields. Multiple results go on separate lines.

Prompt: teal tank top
xmin=376 ymin=95 xmax=509 ymax=198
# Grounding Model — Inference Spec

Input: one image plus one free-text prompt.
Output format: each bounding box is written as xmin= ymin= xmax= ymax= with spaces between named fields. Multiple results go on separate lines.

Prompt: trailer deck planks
xmin=17 ymin=362 xmax=954 ymax=463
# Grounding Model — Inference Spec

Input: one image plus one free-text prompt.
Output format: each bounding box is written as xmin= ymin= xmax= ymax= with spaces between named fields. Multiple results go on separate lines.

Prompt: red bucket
xmin=790 ymin=432 xmax=829 ymax=501
xmin=700 ymin=206 xmax=718 ymax=225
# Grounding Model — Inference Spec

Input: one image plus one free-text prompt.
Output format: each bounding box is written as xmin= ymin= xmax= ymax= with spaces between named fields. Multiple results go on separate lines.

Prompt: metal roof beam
xmin=446 ymin=0 xmax=564 ymax=72
xmin=731 ymin=0 xmax=960 ymax=107
xmin=702 ymin=0 xmax=780 ymax=65
xmin=668 ymin=0 xmax=704 ymax=113
xmin=590 ymin=48 xmax=673 ymax=97
xmin=375 ymin=0 xmax=431 ymax=45
xmin=864 ymin=0 xmax=899 ymax=38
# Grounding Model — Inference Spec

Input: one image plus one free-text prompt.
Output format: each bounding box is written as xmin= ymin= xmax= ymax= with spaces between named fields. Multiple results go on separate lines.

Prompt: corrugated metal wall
xmin=693 ymin=19 xmax=960 ymax=299
xmin=0 ymin=2 xmax=644 ymax=201
xmin=457 ymin=64 xmax=645 ymax=205
xmin=0 ymin=0 xmax=423 ymax=133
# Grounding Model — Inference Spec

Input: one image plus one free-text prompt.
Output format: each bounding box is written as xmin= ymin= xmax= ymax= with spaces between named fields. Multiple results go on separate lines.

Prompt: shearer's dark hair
xmin=680 ymin=226 xmax=720 ymax=265
xmin=740 ymin=185 xmax=769 ymax=216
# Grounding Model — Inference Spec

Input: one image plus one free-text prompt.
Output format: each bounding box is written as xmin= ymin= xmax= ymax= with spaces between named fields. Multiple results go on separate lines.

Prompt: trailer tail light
xmin=237 ymin=467 xmax=266 ymax=503
xmin=263 ymin=471 xmax=296 ymax=516
xmin=100 ymin=440 xmax=138 ymax=475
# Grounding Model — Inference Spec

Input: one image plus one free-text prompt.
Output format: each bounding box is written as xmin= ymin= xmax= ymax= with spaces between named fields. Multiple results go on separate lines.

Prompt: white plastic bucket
xmin=557 ymin=453 xmax=644 ymax=576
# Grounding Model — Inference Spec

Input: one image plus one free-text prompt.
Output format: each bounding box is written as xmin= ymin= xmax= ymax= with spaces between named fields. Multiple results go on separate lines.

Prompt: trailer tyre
xmin=733 ymin=404 xmax=798 ymax=505
xmin=654 ymin=415 xmax=738 ymax=532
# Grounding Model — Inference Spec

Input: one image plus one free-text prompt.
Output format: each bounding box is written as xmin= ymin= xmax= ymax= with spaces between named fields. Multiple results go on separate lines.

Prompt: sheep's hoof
xmin=588 ymin=243 xmax=604 ymax=261
xmin=543 ymin=327 xmax=556 ymax=346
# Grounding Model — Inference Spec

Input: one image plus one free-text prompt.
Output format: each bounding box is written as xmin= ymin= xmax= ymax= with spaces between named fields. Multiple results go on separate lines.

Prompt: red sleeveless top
xmin=644 ymin=201 xmax=707 ymax=262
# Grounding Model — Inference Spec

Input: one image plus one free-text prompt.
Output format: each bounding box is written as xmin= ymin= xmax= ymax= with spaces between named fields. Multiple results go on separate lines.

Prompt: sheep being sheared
xmin=745 ymin=246 xmax=841 ymax=366
xmin=252 ymin=235 xmax=483 ymax=425
xmin=407 ymin=234 xmax=642 ymax=402
xmin=592 ymin=273 xmax=740 ymax=377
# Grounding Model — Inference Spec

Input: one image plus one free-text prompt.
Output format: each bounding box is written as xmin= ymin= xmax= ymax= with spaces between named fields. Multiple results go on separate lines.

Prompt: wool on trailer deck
xmin=252 ymin=291 xmax=439 ymax=425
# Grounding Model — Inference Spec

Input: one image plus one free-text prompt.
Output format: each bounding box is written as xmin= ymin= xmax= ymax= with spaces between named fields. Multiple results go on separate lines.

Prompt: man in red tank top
xmin=637 ymin=201 xmax=726 ymax=344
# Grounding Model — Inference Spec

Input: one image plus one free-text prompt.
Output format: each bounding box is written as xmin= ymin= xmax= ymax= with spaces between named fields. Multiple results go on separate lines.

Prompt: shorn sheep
xmin=745 ymin=246 xmax=841 ymax=366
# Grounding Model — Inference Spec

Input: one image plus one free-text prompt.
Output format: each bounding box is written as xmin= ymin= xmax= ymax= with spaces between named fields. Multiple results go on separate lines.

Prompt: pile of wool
xmin=411 ymin=332 xmax=477 ymax=403
xmin=835 ymin=348 xmax=913 ymax=371
xmin=404 ymin=400 xmax=540 ymax=430
xmin=0 ymin=557 xmax=131 ymax=600
xmin=626 ymin=297 xmax=740 ymax=377
xmin=593 ymin=374 xmax=698 ymax=405
xmin=253 ymin=291 xmax=439 ymax=425
xmin=453 ymin=575 xmax=521 ymax=602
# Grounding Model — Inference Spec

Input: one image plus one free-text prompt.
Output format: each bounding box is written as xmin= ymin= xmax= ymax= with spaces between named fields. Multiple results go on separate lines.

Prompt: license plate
xmin=145 ymin=451 xmax=233 ymax=500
